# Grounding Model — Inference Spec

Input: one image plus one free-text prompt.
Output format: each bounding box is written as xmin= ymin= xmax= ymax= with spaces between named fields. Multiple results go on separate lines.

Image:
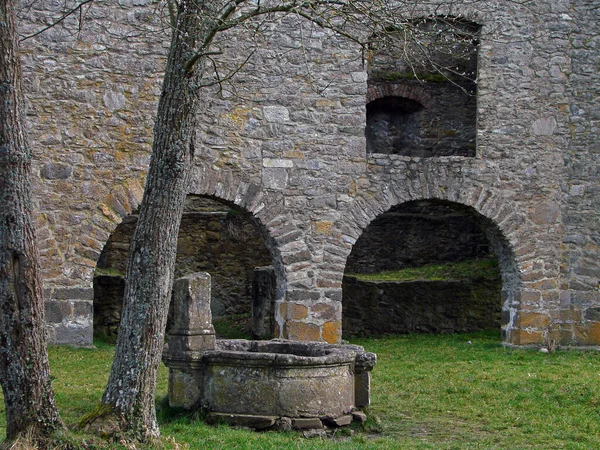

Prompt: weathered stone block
xmin=354 ymin=350 xmax=376 ymax=407
xmin=262 ymin=168 xmax=289 ymax=189
xmin=516 ymin=312 xmax=551 ymax=329
xmin=287 ymin=303 xmax=309 ymax=320
xmin=170 ymin=272 xmax=214 ymax=338
xmin=284 ymin=321 xmax=321 ymax=341
xmin=41 ymin=163 xmax=72 ymax=179
xmin=45 ymin=300 xmax=73 ymax=324
xmin=312 ymin=303 xmax=337 ymax=321
xmin=292 ymin=418 xmax=323 ymax=430
xmin=572 ymin=323 xmax=600 ymax=345
xmin=324 ymin=414 xmax=353 ymax=427
xmin=168 ymin=369 xmax=203 ymax=409
xmin=262 ymin=106 xmax=289 ymax=122
xmin=322 ymin=321 xmax=341 ymax=344
xmin=54 ymin=323 xmax=93 ymax=347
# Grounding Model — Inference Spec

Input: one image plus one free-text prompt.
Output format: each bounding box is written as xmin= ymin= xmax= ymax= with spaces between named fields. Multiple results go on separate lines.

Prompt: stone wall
xmin=343 ymin=276 xmax=502 ymax=337
xmin=557 ymin=0 xmax=600 ymax=346
xmin=20 ymin=0 xmax=600 ymax=347
xmin=345 ymin=200 xmax=491 ymax=274
xmin=93 ymin=196 xmax=272 ymax=339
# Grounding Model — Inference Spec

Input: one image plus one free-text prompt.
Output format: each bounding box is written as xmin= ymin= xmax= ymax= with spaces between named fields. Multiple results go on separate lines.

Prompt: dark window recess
xmin=366 ymin=17 xmax=480 ymax=157
xmin=366 ymin=96 xmax=424 ymax=155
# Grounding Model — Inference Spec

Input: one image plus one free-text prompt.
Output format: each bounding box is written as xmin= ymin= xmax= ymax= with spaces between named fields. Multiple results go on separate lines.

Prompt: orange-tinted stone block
xmin=284 ymin=321 xmax=321 ymax=342
xmin=589 ymin=323 xmax=600 ymax=344
xmin=573 ymin=323 xmax=600 ymax=345
xmin=315 ymin=221 xmax=334 ymax=234
xmin=517 ymin=312 xmax=551 ymax=329
xmin=287 ymin=303 xmax=309 ymax=320
xmin=279 ymin=302 xmax=287 ymax=318
xmin=322 ymin=321 xmax=341 ymax=344
xmin=513 ymin=329 xmax=544 ymax=345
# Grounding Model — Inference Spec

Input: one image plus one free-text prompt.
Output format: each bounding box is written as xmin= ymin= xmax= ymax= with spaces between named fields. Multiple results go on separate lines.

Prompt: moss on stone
xmin=77 ymin=402 xmax=117 ymax=430
xmin=347 ymin=258 xmax=500 ymax=282
xmin=94 ymin=267 xmax=123 ymax=277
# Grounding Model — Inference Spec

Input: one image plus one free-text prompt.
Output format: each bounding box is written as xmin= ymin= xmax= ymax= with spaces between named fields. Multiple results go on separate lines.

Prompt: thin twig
xmin=20 ymin=0 xmax=95 ymax=41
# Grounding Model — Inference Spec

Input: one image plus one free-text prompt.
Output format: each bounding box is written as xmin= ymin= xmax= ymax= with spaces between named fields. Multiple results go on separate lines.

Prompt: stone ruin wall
xmin=342 ymin=200 xmax=502 ymax=337
xmin=20 ymin=0 xmax=600 ymax=347
xmin=344 ymin=200 xmax=493 ymax=274
xmin=93 ymin=197 xmax=272 ymax=339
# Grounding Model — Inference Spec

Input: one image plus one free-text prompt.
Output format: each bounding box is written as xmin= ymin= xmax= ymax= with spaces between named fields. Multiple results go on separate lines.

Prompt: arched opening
xmin=366 ymin=16 xmax=480 ymax=157
xmin=366 ymin=96 xmax=424 ymax=154
xmin=93 ymin=195 xmax=279 ymax=341
xmin=342 ymin=199 xmax=519 ymax=340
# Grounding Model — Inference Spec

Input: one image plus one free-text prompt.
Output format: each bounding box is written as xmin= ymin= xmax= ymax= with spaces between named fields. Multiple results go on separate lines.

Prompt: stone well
xmin=163 ymin=272 xmax=376 ymax=430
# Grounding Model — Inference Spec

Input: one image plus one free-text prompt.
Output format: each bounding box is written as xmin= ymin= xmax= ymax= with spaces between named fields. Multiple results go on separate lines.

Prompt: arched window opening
xmin=366 ymin=96 xmax=424 ymax=154
xmin=366 ymin=16 xmax=481 ymax=157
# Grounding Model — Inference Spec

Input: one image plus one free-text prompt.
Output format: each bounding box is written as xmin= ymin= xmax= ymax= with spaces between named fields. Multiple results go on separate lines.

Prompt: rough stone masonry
xmin=20 ymin=0 xmax=600 ymax=347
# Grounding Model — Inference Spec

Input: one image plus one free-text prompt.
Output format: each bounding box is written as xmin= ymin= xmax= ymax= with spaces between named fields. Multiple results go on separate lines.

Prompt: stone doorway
xmin=93 ymin=195 xmax=275 ymax=341
xmin=342 ymin=199 xmax=517 ymax=339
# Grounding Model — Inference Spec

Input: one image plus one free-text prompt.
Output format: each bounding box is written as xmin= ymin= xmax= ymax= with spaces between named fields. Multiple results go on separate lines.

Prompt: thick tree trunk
xmin=0 ymin=0 xmax=64 ymax=441
xmin=100 ymin=0 xmax=208 ymax=440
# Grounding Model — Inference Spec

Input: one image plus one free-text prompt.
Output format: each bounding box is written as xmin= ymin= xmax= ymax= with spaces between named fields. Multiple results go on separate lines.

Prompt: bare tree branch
xmin=20 ymin=0 xmax=95 ymax=41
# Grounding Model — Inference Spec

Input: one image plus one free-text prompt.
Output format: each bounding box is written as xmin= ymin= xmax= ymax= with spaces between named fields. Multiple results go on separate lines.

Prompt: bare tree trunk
xmin=0 ymin=0 xmax=64 ymax=441
xmin=99 ymin=0 xmax=206 ymax=440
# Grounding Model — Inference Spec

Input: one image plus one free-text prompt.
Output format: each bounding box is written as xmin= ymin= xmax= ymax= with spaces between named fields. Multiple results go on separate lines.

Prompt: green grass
xmin=213 ymin=313 xmax=253 ymax=339
xmin=2 ymin=331 xmax=600 ymax=449
xmin=93 ymin=267 xmax=123 ymax=277
xmin=346 ymin=258 xmax=500 ymax=282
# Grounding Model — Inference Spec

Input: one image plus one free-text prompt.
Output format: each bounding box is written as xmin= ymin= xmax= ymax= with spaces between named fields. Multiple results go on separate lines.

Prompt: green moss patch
xmin=346 ymin=258 xmax=500 ymax=282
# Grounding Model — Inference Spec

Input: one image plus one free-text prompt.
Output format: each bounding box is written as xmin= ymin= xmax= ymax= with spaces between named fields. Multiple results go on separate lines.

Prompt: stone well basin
xmin=164 ymin=339 xmax=376 ymax=430
xmin=162 ymin=272 xmax=376 ymax=430
xmin=205 ymin=340 xmax=356 ymax=418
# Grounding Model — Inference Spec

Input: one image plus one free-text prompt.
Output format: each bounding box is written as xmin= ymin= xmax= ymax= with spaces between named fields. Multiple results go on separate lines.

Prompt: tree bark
xmin=0 ymin=0 xmax=64 ymax=441
xmin=100 ymin=0 xmax=208 ymax=440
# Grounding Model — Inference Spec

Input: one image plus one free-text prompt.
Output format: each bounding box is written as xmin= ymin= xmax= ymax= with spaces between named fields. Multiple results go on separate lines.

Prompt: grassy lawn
xmin=1 ymin=331 xmax=599 ymax=449
xmin=346 ymin=258 xmax=500 ymax=282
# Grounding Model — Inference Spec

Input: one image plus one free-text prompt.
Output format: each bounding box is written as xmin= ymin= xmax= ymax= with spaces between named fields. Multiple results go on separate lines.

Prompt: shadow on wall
xmin=342 ymin=199 xmax=517 ymax=338
xmin=93 ymin=195 xmax=274 ymax=342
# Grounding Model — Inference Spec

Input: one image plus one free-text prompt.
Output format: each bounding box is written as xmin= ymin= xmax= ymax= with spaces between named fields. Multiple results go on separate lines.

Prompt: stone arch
xmin=189 ymin=164 xmax=326 ymax=341
xmin=93 ymin=190 xmax=285 ymax=341
xmin=189 ymin=165 xmax=294 ymax=337
xmin=337 ymin=184 xmax=523 ymax=343
xmin=367 ymin=83 xmax=434 ymax=108
xmin=41 ymin=176 xmax=146 ymax=346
